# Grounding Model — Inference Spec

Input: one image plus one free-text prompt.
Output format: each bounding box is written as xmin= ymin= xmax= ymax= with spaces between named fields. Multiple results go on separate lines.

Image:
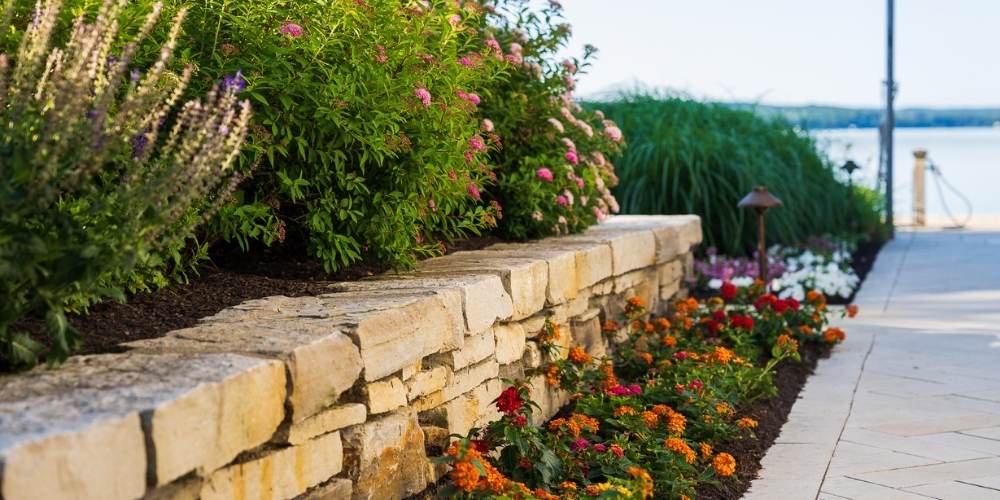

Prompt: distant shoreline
xmin=724 ymin=103 xmax=1000 ymax=130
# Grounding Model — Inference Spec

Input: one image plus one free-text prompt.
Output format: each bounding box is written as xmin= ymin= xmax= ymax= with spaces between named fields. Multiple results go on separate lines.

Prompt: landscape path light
xmin=738 ymin=186 xmax=783 ymax=288
xmin=842 ymin=159 xmax=861 ymax=237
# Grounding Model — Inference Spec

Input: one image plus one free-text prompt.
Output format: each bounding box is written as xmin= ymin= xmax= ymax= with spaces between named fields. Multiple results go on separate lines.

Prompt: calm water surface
xmin=813 ymin=127 xmax=1000 ymax=219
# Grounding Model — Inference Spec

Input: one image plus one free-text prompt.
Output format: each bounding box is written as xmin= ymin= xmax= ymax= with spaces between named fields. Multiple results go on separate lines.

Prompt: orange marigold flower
xmin=703 ymin=414 xmax=714 ymax=423
xmin=711 ymin=346 xmax=734 ymax=365
xmin=699 ymin=442 xmax=713 ymax=460
xmin=651 ymin=404 xmax=671 ymax=416
xmin=640 ymin=410 xmax=659 ymax=428
xmin=737 ymin=417 xmax=758 ymax=429
xmin=627 ymin=466 xmax=654 ymax=498
xmin=715 ymin=402 xmax=735 ymax=417
xmin=483 ymin=463 xmax=509 ymax=493
xmin=602 ymin=319 xmax=619 ymax=332
xmin=450 ymin=461 xmax=480 ymax=492
xmin=662 ymin=334 xmax=677 ymax=347
xmin=569 ymin=346 xmax=592 ymax=364
xmin=798 ymin=325 xmax=814 ymax=335
xmin=559 ymin=481 xmax=578 ymax=491
xmin=685 ymin=297 xmax=699 ymax=309
xmin=614 ymin=405 xmax=637 ymax=417
xmin=713 ymin=452 xmax=737 ymax=477
xmin=545 ymin=363 xmax=561 ymax=386
xmin=666 ymin=411 xmax=687 ymax=435
xmin=683 ymin=317 xmax=694 ymax=329
xmin=534 ymin=489 xmax=559 ymax=500
xmin=627 ymin=296 xmax=646 ymax=309
xmin=655 ymin=318 xmax=671 ymax=331
xmin=824 ymin=327 xmax=846 ymax=344
xmin=639 ymin=351 xmax=653 ymax=365
xmin=776 ymin=334 xmax=799 ymax=352
xmin=806 ymin=290 xmax=826 ymax=304
xmin=664 ymin=437 xmax=697 ymax=464
xmin=847 ymin=304 xmax=859 ymax=318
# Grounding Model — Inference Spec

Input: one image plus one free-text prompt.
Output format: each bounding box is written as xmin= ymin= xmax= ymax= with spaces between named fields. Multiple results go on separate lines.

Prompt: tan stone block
xmin=201 ymin=432 xmax=343 ymax=500
xmin=126 ymin=313 xmax=360 ymax=423
xmin=518 ymin=314 xmax=549 ymax=339
xmin=660 ymin=280 xmax=682 ymax=302
xmin=480 ymin=245 xmax=579 ymax=305
xmin=326 ymin=283 xmax=465 ymax=349
xmin=304 ymin=478 xmax=353 ymax=499
xmin=527 ymin=375 xmax=569 ymax=425
xmin=436 ymin=328 xmax=495 ymax=370
xmin=471 ymin=378 xmax=504 ymax=427
xmin=658 ymin=260 xmax=684 ymax=284
xmin=522 ymin=341 xmax=544 ymax=369
xmin=417 ymin=254 xmax=548 ymax=320
xmin=561 ymin=226 xmax=656 ymax=276
xmin=366 ymin=377 xmax=408 ymax=414
xmin=493 ymin=323 xmax=526 ymax=364
xmin=411 ymin=391 xmax=446 ymax=413
xmin=442 ymin=358 xmax=500 ymax=402
xmin=401 ymin=361 xmax=421 ymax=381
xmin=342 ymin=408 xmax=431 ymax=500
xmin=287 ymin=404 xmax=367 ymax=445
xmin=571 ymin=308 xmax=606 ymax=359
xmin=145 ymin=476 xmax=202 ymax=500
xmin=365 ymin=273 xmax=513 ymax=334
xmin=420 ymin=394 xmax=480 ymax=437
xmin=0 ymin=353 xmax=286 ymax=497
xmin=602 ymin=215 xmax=702 ymax=262
xmin=406 ymin=366 xmax=449 ymax=401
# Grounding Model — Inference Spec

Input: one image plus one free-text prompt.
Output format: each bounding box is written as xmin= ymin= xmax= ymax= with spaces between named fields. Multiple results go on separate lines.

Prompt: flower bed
xmin=434 ymin=284 xmax=855 ymax=499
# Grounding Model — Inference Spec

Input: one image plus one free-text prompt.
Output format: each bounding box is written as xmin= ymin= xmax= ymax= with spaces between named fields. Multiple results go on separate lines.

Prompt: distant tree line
xmin=725 ymin=103 xmax=1000 ymax=130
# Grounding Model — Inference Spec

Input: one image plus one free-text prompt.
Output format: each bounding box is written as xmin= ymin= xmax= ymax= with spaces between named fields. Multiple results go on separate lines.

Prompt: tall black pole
xmin=885 ymin=0 xmax=895 ymax=235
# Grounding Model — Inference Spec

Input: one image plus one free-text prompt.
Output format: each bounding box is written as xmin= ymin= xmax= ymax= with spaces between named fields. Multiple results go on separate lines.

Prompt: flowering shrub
xmin=438 ymin=290 xmax=854 ymax=498
xmin=168 ymin=0 xmax=507 ymax=270
xmin=694 ymin=236 xmax=861 ymax=301
xmin=474 ymin=0 xmax=624 ymax=239
xmin=0 ymin=0 xmax=249 ymax=366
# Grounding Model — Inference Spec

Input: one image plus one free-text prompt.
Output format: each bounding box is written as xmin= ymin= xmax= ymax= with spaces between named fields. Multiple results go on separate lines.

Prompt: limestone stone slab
xmin=435 ymin=328 xmax=494 ymax=370
xmin=571 ymin=308 xmax=606 ymax=358
xmin=342 ymin=408 xmax=431 ymax=500
xmin=362 ymin=273 xmax=513 ymax=334
xmin=405 ymin=366 xmax=449 ymax=401
xmin=493 ymin=323 xmax=526 ymax=365
xmin=530 ymin=240 xmax=613 ymax=290
xmin=420 ymin=393 xmax=480 ymax=437
xmin=126 ymin=309 xmax=360 ymax=423
xmin=201 ymin=431 xmax=343 ymax=500
xmin=851 ymin=457 xmax=1000 ymax=489
xmin=416 ymin=254 xmax=547 ymax=320
xmin=442 ymin=358 xmax=500 ymax=402
xmin=522 ymin=341 xmax=543 ymax=369
xmin=603 ymin=215 xmax=702 ymax=262
xmin=366 ymin=377 xmax=408 ymax=414
xmin=558 ymin=225 xmax=656 ymax=276
xmin=0 ymin=352 xmax=285 ymax=498
xmin=287 ymin=404 xmax=367 ymax=445
xmin=304 ymin=478 xmax=354 ymax=499
xmin=479 ymin=245 xmax=579 ymax=305
xmin=904 ymin=480 xmax=1000 ymax=500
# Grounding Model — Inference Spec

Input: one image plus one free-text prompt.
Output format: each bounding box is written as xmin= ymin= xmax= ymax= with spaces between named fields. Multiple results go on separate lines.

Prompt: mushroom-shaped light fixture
xmin=737 ymin=186 xmax=783 ymax=286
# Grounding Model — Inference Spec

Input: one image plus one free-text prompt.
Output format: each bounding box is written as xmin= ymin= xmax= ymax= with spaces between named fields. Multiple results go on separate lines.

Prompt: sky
xmin=555 ymin=0 xmax=1000 ymax=108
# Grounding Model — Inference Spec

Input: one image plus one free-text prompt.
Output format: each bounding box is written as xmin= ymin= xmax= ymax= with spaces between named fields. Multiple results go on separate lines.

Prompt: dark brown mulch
xmin=695 ymin=342 xmax=831 ymax=500
xmin=10 ymin=235 xmax=502 ymax=364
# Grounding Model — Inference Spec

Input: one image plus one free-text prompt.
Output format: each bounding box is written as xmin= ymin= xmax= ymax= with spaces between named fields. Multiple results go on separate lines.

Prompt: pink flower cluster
xmin=280 ymin=22 xmax=304 ymax=37
xmin=456 ymin=90 xmax=480 ymax=105
xmin=536 ymin=167 xmax=554 ymax=182
xmin=414 ymin=87 xmax=431 ymax=107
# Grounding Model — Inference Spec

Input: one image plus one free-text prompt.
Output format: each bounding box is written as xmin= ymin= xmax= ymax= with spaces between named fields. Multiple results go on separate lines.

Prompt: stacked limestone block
xmin=0 ymin=215 xmax=700 ymax=500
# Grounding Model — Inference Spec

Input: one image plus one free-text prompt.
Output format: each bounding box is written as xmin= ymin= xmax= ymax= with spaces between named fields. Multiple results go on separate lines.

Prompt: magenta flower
xmin=536 ymin=168 xmax=554 ymax=182
xmin=688 ymin=379 xmax=704 ymax=391
xmin=458 ymin=56 xmax=474 ymax=67
xmin=467 ymin=183 xmax=481 ymax=201
xmin=504 ymin=53 xmax=523 ymax=65
xmin=414 ymin=87 xmax=431 ymax=107
xmin=457 ymin=91 xmax=480 ymax=105
xmin=375 ymin=44 xmax=387 ymax=63
xmin=674 ymin=351 xmax=688 ymax=360
xmin=607 ymin=384 xmax=630 ymax=396
xmin=628 ymin=384 xmax=642 ymax=395
xmin=485 ymin=38 xmax=502 ymax=55
xmin=448 ymin=14 xmax=461 ymax=26
xmin=469 ymin=136 xmax=486 ymax=151
xmin=557 ymin=195 xmax=569 ymax=207
xmin=565 ymin=150 xmax=578 ymax=165
xmin=575 ymin=176 xmax=584 ymax=189
xmin=279 ymin=22 xmax=304 ymax=37
xmin=448 ymin=170 xmax=458 ymax=181
xmin=571 ymin=438 xmax=590 ymax=452
xmin=593 ymin=443 xmax=607 ymax=453
xmin=464 ymin=150 xmax=474 ymax=163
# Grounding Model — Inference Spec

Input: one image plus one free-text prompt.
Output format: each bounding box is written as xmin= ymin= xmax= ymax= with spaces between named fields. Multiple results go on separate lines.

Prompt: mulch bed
xmin=695 ymin=341 xmax=831 ymax=499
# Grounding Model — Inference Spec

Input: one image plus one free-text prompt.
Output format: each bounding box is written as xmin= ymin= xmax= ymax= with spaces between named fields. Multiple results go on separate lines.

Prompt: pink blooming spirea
xmin=414 ymin=87 xmax=431 ymax=107
xmin=593 ymin=443 xmax=607 ymax=453
xmin=556 ymin=195 xmax=569 ymax=207
xmin=279 ymin=22 xmax=304 ymax=37
xmin=605 ymin=125 xmax=624 ymax=143
xmin=628 ymin=384 xmax=642 ymax=395
xmin=469 ymin=136 xmax=485 ymax=151
xmin=571 ymin=438 xmax=590 ymax=452
xmin=536 ymin=168 xmax=554 ymax=182
xmin=565 ymin=150 xmax=578 ymax=165
xmin=458 ymin=56 xmax=474 ymax=67
xmin=467 ymin=183 xmax=481 ymax=201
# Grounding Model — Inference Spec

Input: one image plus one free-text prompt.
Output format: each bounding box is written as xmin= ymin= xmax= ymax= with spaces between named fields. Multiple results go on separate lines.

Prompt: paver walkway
xmin=745 ymin=229 xmax=1000 ymax=500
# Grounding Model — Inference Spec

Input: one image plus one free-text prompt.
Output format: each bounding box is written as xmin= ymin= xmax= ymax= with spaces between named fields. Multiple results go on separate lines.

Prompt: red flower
xmin=472 ymin=439 xmax=489 ymax=453
xmin=720 ymin=282 xmax=737 ymax=301
xmin=497 ymin=386 xmax=524 ymax=416
xmin=712 ymin=310 xmax=727 ymax=322
xmin=514 ymin=415 xmax=528 ymax=426
xmin=788 ymin=298 xmax=800 ymax=311
xmin=706 ymin=320 xmax=722 ymax=333
xmin=773 ymin=299 xmax=789 ymax=314
xmin=729 ymin=314 xmax=754 ymax=330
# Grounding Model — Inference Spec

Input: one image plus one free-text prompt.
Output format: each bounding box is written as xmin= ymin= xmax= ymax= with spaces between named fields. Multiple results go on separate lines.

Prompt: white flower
xmin=707 ymin=278 xmax=723 ymax=289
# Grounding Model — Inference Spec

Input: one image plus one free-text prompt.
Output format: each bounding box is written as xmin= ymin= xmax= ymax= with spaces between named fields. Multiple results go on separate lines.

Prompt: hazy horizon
xmin=555 ymin=0 xmax=1000 ymax=109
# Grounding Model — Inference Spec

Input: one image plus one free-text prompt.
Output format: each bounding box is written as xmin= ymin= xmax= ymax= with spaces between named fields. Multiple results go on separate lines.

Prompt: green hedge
xmin=595 ymin=93 xmax=884 ymax=255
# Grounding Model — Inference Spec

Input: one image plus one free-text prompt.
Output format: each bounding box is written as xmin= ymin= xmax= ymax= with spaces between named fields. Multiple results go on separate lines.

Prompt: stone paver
xmin=746 ymin=230 xmax=1000 ymax=499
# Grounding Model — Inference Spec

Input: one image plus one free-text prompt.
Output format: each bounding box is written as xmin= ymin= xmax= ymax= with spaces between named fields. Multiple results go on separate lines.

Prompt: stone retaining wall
xmin=0 ymin=215 xmax=701 ymax=500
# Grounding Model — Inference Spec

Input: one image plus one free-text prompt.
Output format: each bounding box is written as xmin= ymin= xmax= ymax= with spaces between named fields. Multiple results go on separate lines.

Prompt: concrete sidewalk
xmin=745 ymin=229 xmax=1000 ymax=500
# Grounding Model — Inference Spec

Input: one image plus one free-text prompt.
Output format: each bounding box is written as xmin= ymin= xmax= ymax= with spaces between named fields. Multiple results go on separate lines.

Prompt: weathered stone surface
xmin=0 ymin=353 xmax=286 ymax=498
xmin=470 ymin=378 xmax=504 ymax=427
xmin=602 ymin=215 xmax=702 ymax=262
xmin=366 ymin=377 xmax=408 ymax=414
xmin=522 ymin=341 xmax=544 ymax=369
xmin=527 ymin=375 xmax=569 ymax=425
xmin=499 ymin=361 xmax=526 ymax=380
xmin=442 ymin=358 xmax=500 ymax=402
xmin=287 ymin=404 xmax=367 ymax=445
xmin=421 ymin=425 xmax=451 ymax=451
xmin=660 ymin=279 xmax=682 ymax=303
xmin=417 ymin=254 xmax=548 ymax=320
xmin=493 ymin=323 xmax=527 ymax=364
xmin=533 ymin=240 xmax=613 ymax=289
xmin=561 ymin=227 xmax=656 ymax=276
xmin=419 ymin=394 xmax=480 ymax=437
xmin=658 ymin=259 xmax=684 ymax=284
xmin=304 ymin=478 xmax=353 ymax=499
xmin=126 ymin=311 xmax=360 ymax=423
xmin=365 ymin=273 xmax=513 ymax=334
xmin=480 ymin=245 xmax=579 ymax=305
xmin=518 ymin=313 xmax=549 ymax=339
xmin=343 ymin=408 xmax=431 ymax=500
xmin=201 ymin=432 xmax=343 ymax=500
xmin=145 ymin=476 xmax=202 ymax=500
xmin=434 ymin=328 xmax=494 ymax=370
xmin=406 ymin=366 xmax=449 ymax=401
xmin=328 ymin=282 xmax=465 ymax=349
xmin=571 ymin=308 xmax=606 ymax=358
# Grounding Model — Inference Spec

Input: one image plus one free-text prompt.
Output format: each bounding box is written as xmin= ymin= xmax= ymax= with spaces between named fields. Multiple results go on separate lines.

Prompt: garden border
xmin=0 ymin=215 xmax=701 ymax=500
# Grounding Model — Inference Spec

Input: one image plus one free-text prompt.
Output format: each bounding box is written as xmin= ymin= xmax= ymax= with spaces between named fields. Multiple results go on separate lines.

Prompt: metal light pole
xmin=738 ymin=186 xmax=783 ymax=286
xmin=884 ymin=0 xmax=896 ymax=236
xmin=842 ymin=160 xmax=860 ymax=231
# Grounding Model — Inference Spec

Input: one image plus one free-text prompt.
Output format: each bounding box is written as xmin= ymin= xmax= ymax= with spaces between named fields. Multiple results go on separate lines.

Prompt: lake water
xmin=813 ymin=127 xmax=1000 ymax=224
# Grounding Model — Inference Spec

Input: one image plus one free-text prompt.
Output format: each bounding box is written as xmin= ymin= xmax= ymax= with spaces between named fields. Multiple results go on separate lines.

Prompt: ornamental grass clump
xmin=0 ymin=0 xmax=250 ymax=367
xmin=438 ymin=288 xmax=854 ymax=498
